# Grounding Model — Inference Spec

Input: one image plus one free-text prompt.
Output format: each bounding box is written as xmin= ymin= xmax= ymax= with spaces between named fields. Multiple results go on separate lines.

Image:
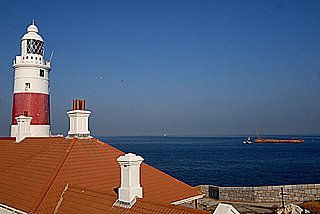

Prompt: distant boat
xmin=243 ymin=137 xmax=253 ymax=144
xmin=254 ymin=125 xmax=304 ymax=143
xmin=254 ymin=138 xmax=304 ymax=143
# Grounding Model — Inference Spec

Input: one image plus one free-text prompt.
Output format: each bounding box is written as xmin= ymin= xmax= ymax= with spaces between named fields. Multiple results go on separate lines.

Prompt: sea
xmin=100 ymin=136 xmax=320 ymax=187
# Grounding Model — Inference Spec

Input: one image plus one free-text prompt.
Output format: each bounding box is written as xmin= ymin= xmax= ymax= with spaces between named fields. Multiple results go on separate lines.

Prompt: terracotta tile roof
xmin=55 ymin=186 xmax=208 ymax=214
xmin=0 ymin=137 xmax=203 ymax=213
xmin=0 ymin=137 xmax=71 ymax=212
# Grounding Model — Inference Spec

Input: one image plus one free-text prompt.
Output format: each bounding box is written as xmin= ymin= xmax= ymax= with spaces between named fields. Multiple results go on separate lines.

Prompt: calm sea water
xmin=100 ymin=136 xmax=320 ymax=187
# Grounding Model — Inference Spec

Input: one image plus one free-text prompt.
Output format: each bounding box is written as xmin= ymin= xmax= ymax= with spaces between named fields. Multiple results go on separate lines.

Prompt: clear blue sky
xmin=0 ymin=0 xmax=320 ymax=136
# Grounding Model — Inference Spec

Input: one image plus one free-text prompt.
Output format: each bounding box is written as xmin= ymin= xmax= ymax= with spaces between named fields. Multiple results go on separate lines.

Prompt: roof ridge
xmin=31 ymin=138 xmax=77 ymax=213
xmin=94 ymin=138 xmax=125 ymax=154
xmin=53 ymin=183 xmax=69 ymax=214
xmin=78 ymin=138 xmax=105 ymax=157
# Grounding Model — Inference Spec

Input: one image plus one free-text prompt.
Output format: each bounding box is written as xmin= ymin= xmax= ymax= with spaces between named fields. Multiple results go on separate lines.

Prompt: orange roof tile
xmin=0 ymin=137 xmax=72 ymax=212
xmin=0 ymin=137 xmax=203 ymax=213
xmin=55 ymin=186 xmax=208 ymax=214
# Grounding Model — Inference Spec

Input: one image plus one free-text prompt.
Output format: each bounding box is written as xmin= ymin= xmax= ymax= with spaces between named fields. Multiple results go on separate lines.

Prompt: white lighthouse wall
xmin=11 ymin=124 xmax=50 ymax=138
xmin=14 ymin=66 xmax=50 ymax=94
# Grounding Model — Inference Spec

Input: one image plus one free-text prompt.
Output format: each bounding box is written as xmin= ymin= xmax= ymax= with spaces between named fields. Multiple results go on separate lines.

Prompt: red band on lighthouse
xmin=11 ymin=93 xmax=50 ymax=125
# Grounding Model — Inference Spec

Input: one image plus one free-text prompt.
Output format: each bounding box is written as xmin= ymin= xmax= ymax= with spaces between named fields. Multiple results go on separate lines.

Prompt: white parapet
xmin=116 ymin=153 xmax=144 ymax=205
xmin=11 ymin=124 xmax=50 ymax=138
xmin=15 ymin=115 xmax=32 ymax=142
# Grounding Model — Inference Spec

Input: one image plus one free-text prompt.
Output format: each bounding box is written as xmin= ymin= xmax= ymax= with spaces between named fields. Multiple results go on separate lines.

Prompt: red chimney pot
xmin=72 ymin=99 xmax=85 ymax=110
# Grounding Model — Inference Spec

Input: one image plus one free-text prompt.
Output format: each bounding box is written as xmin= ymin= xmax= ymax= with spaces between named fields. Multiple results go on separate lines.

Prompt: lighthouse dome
xmin=21 ymin=22 xmax=43 ymax=42
xmin=27 ymin=24 xmax=38 ymax=33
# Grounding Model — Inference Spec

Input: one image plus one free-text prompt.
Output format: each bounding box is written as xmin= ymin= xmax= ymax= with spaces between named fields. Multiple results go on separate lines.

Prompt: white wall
xmin=13 ymin=66 xmax=50 ymax=94
xmin=11 ymin=124 xmax=50 ymax=138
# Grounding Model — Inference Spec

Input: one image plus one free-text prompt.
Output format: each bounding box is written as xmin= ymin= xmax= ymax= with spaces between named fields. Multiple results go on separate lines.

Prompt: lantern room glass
xmin=26 ymin=39 xmax=44 ymax=55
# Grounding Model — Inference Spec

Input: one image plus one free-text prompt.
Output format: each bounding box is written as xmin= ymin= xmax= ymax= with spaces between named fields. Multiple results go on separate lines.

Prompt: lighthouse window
xmin=25 ymin=83 xmax=31 ymax=90
xmin=40 ymin=69 xmax=45 ymax=77
xmin=26 ymin=39 xmax=44 ymax=55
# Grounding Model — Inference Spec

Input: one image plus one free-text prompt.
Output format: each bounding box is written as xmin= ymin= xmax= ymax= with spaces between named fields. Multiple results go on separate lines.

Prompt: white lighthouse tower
xmin=11 ymin=21 xmax=51 ymax=138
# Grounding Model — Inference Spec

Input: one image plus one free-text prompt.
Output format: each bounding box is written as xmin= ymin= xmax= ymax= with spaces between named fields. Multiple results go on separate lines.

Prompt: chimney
xmin=115 ymin=153 xmax=144 ymax=207
xmin=67 ymin=99 xmax=91 ymax=139
xmin=15 ymin=115 xmax=32 ymax=142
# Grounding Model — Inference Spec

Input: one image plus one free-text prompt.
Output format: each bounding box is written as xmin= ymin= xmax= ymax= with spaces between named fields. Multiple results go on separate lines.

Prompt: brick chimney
xmin=15 ymin=115 xmax=32 ymax=142
xmin=114 ymin=153 xmax=144 ymax=208
xmin=67 ymin=99 xmax=91 ymax=138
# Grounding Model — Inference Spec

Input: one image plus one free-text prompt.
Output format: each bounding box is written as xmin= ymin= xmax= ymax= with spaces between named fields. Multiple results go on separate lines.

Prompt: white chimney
xmin=15 ymin=115 xmax=32 ymax=142
xmin=115 ymin=153 xmax=144 ymax=207
xmin=67 ymin=99 xmax=91 ymax=138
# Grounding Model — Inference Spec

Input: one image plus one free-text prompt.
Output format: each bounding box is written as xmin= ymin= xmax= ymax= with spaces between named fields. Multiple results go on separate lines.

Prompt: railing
xmin=12 ymin=58 xmax=50 ymax=66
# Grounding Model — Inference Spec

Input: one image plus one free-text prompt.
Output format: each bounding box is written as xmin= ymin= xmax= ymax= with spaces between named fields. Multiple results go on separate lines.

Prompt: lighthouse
xmin=11 ymin=21 xmax=51 ymax=138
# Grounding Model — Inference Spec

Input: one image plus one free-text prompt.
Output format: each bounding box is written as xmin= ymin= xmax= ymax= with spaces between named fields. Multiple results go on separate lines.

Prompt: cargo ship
xmin=254 ymin=125 xmax=304 ymax=143
xmin=254 ymin=138 xmax=304 ymax=143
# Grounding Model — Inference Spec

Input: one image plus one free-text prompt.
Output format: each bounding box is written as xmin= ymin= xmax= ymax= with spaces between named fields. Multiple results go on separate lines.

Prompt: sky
xmin=0 ymin=0 xmax=320 ymax=136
